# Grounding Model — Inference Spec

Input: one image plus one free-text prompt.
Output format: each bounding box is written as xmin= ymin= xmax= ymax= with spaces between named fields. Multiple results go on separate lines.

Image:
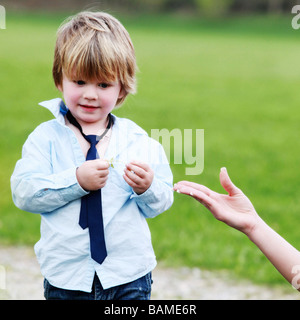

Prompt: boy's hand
xmin=123 ymin=161 xmax=154 ymax=195
xmin=76 ymin=159 xmax=110 ymax=191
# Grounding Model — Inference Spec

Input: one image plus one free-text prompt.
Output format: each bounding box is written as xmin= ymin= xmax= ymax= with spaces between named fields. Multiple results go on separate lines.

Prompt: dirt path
xmin=0 ymin=246 xmax=299 ymax=300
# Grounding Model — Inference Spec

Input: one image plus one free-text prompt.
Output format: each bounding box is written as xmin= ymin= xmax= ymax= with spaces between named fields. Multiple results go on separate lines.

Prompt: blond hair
xmin=52 ymin=11 xmax=137 ymax=106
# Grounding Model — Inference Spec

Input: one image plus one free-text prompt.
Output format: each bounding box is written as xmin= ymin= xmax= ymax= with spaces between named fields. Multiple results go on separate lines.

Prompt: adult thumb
xmin=219 ymin=167 xmax=241 ymax=196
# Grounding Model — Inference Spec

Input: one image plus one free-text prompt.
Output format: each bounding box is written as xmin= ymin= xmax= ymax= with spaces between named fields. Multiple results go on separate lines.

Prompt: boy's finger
xmin=124 ymin=167 xmax=144 ymax=184
xmin=98 ymin=169 xmax=109 ymax=178
xmin=125 ymin=163 xmax=146 ymax=178
xmin=94 ymin=159 xmax=110 ymax=170
xmin=123 ymin=172 xmax=140 ymax=187
xmin=128 ymin=160 xmax=151 ymax=172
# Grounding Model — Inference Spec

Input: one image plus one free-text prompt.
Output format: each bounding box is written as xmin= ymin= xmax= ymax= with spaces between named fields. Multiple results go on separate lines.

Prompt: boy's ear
xmin=57 ymin=83 xmax=63 ymax=92
xmin=118 ymin=87 xmax=126 ymax=99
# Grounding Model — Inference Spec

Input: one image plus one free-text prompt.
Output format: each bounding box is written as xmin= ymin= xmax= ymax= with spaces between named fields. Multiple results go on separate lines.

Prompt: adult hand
xmin=174 ymin=167 xmax=259 ymax=236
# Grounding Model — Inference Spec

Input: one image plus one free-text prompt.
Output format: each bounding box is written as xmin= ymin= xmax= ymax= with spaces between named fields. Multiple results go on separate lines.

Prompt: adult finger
xmin=175 ymin=184 xmax=215 ymax=209
xmin=174 ymin=181 xmax=213 ymax=197
xmin=219 ymin=168 xmax=242 ymax=197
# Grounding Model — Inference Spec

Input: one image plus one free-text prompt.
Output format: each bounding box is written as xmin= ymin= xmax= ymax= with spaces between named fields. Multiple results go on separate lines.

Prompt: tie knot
xmin=85 ymin=135 xmax=99 ymax=146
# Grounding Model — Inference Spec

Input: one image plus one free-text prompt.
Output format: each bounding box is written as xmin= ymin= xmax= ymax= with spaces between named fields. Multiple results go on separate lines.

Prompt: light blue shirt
xmin=11 ymin=98 xmax=173 ymax=291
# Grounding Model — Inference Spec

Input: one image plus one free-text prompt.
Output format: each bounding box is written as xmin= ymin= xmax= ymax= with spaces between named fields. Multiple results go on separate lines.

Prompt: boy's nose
xmin=83 ymin=85 xmax=98 ymax=100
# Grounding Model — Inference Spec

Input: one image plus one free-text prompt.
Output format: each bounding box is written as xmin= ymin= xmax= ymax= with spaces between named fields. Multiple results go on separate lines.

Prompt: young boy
xmin=11 ymin=11 xmax=173 ymax=300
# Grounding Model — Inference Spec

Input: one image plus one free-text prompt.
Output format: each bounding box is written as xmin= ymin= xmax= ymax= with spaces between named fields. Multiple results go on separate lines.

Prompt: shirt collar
xmin=38 ymin=98 xmax=66 ymax=124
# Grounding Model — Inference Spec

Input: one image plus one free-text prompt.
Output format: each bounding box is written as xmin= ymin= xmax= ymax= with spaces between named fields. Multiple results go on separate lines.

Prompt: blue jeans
xmin=44 ymin=272 xmax=152 ymax=300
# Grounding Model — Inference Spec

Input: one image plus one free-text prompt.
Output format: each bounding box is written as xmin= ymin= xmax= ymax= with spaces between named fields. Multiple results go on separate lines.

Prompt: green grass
xmin=1 ymin=12 xmax=300 ymax=287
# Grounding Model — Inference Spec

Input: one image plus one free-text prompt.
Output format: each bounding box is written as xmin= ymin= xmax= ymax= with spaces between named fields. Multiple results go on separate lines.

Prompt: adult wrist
xmin=246 ymin=216 xmax=268 ymax=244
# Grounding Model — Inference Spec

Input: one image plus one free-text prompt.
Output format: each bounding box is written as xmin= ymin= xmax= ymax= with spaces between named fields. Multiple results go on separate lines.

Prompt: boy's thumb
xmin=219 ymin=167 xmax=241 ymax=196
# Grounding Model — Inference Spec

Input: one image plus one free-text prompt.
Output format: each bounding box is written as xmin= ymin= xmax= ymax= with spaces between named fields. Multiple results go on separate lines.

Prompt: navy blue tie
xmin=66 ymin=107 xmax=112 ymax=264
xmin=79 ymin=135 xmax=107 ymax=264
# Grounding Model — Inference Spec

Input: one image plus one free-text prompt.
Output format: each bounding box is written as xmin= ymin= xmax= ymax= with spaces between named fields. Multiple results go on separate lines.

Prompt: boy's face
xmin=58 ymin=75 xmax=124 ymax=127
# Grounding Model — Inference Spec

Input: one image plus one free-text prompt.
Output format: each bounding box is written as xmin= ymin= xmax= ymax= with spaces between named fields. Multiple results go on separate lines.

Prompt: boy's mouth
xmin=79 ymin=104 xmax=99 ymax=112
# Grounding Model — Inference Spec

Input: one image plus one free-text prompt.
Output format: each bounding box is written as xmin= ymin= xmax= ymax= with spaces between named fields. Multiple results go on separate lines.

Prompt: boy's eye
xmin=74 ymin=80 xmax=85 ymax=85
xmin=73 ymin=80 xmax=110 ymax=88
xmin=99 ymin=83 xmax=109 ymax=88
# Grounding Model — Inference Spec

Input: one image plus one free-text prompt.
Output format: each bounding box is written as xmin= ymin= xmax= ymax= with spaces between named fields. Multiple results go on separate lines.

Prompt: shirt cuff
xmin=129 ymin=176 xmax=160 ymax=203
xmin=54 ymin=167 xmax=89 ymax=202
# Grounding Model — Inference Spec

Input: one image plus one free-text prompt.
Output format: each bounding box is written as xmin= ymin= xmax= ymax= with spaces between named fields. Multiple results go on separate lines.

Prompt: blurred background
xmin=1 ymin=0 xmax=300 ymax=295
xmin=2 ymin=0 xmax=299 ymax=15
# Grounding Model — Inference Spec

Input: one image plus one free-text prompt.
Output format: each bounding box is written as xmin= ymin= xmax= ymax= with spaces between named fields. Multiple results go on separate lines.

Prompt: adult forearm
xmin=248 ymin=217 xmax=300 ymax=290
